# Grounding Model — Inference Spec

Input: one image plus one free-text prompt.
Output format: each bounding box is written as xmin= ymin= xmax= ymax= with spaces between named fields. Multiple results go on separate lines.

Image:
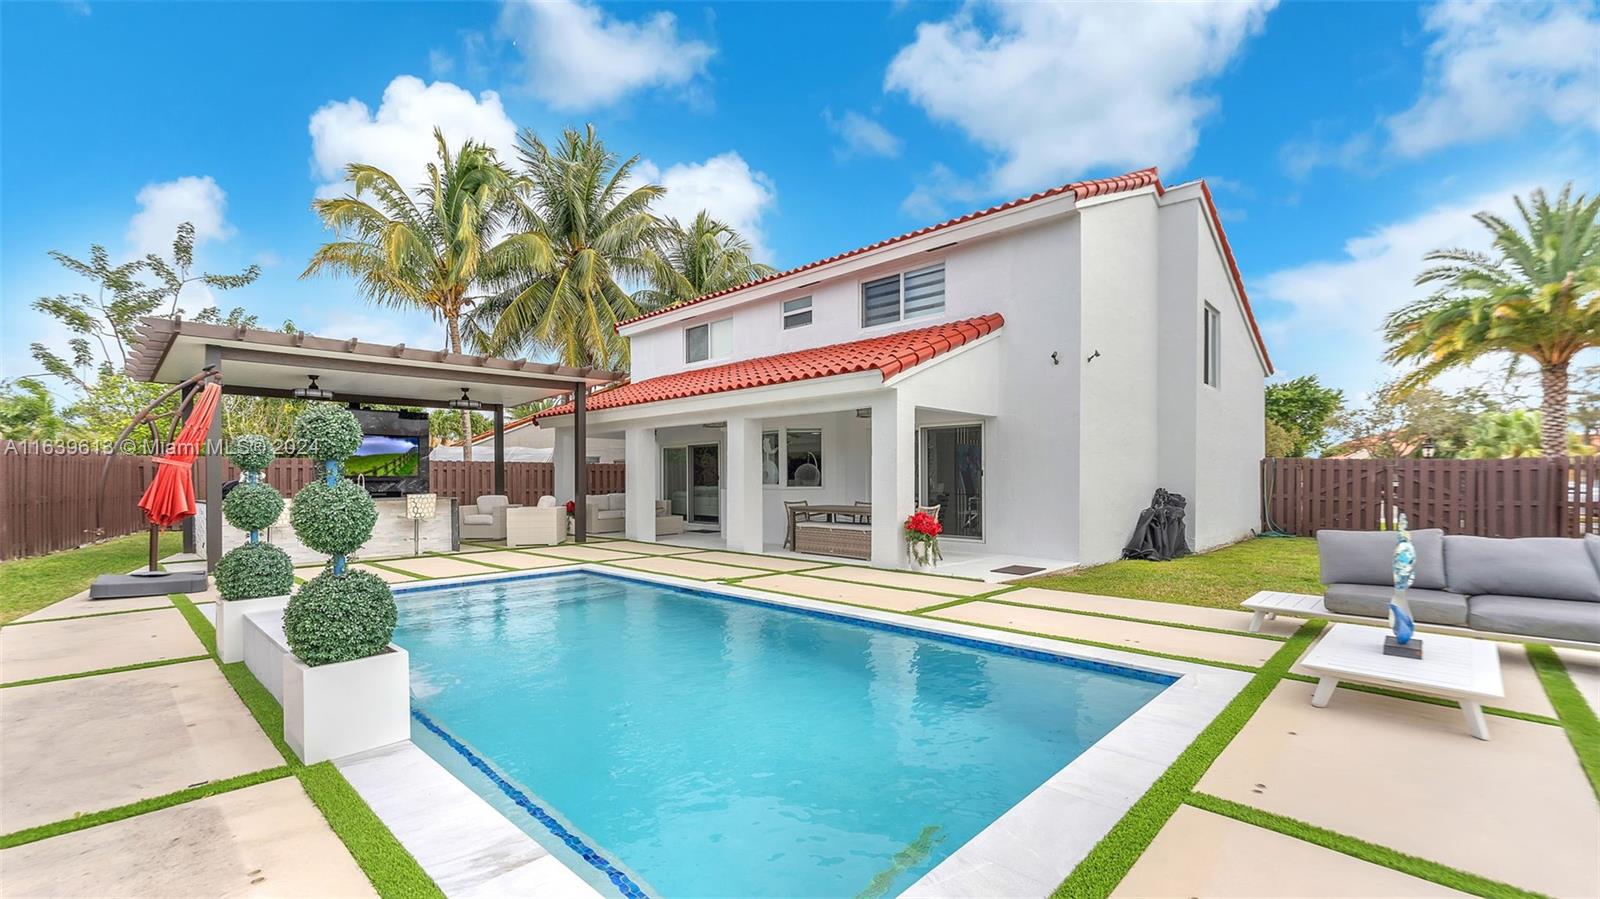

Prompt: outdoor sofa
xmin=1315 ymin=529 xmax=1600 ymax=644
xmin=459 ymin=495 xmax=516 ymax=541
xmin=583 ymin=493 xmax=685 ymax=536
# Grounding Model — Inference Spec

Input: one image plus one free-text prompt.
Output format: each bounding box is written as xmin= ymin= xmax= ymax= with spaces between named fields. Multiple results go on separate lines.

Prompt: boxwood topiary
xmin=215 ymin=542 xmax=295 ymax=600
xmin=289 ymin=477 xmax=378 ymax=555
xmin=223 ymin=480 xmax=286 ymax=533
xmin=292 ymin=403 xmax=363 ymax=463
xmin=283 ymin=569 xmax=397 ymax=665
xmin=228 ymin=433 xmax=276 ymax=474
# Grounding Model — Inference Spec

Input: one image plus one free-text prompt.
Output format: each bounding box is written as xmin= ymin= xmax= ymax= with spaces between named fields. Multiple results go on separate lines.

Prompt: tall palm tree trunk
xmin=448 ymin=315 xmax=473 ymax=464
xmin=1541 ymin=361 xmax=1570 ymax=457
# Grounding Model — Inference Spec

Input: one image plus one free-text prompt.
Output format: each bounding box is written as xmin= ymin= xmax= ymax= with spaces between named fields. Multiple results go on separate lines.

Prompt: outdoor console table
xmin=789 ymin=504 xmax=872 ymax=560
xmin=1298 ymin=623 xmax=1504 ymax=740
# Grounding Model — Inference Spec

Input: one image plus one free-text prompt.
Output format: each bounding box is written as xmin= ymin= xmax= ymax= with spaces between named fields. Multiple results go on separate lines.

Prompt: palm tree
xmin=467 ymin=125 xmax=663 ymax=369
xmin=636 ymin=211 xmax=776 ymax=308
xmin=1463 ymin=409 xmax=1543 ymax=458
xmin=302 ymin=129 xmax=523 ymax=461
xmin=1384 ymin=184 xmax=1600 ymax=457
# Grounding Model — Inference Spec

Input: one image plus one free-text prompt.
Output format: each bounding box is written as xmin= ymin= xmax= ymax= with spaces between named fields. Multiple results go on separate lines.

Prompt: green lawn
xmin=0 ymin=532 xmax=180 ymax=624
xmin=1023 ymin=536 xmax=1321 ymax=609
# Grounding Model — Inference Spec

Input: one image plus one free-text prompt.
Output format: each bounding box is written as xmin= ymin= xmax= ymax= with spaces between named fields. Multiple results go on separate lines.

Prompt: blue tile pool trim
xmin=396 ymin=567 xmax=1177 ymax=687
xmin=410 ymin=706 xmax=651 ymax=899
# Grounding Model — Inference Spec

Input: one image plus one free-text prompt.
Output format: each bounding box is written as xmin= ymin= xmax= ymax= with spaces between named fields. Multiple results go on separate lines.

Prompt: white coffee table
xmin=1298 ymin=623 xmax=1504 ymax=740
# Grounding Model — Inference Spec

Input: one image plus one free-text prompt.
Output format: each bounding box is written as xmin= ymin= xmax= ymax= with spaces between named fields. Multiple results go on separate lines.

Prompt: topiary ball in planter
xmin=290 ymin=478 xmax=378 ymax=555
xmin=228 ymin=434 xmax=276 ymax=473
xmin=215 ymin=542 xmax=294 ymax=600
xmin=292 ymin=403 xmax=363 ymax=463
xmin=283 ymin=569 xmax=397 ymax=666
xmin=223 ymin=480 xmax=285 ymax=533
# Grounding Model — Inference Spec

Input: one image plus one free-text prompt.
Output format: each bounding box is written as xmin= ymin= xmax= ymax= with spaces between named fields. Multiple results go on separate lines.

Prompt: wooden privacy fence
xmin=1263 ymin=456 xmax=1600 ymax=537
xmin=0 ymin=449 xmax=625 ymax=560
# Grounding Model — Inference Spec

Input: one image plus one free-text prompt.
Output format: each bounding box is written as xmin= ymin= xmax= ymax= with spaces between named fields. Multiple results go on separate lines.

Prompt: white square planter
xmin=282 ymin=645 xmax=410 ymax=764
xmin=243 ymin=609 xmax=291 ymax=704
xmin=216 ymin=594 xmax=291 ymax=663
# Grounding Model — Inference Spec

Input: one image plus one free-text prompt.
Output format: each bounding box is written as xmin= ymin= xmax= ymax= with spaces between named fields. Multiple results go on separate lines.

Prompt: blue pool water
xmin=395 ymin=572 xmax=1170 ymax=898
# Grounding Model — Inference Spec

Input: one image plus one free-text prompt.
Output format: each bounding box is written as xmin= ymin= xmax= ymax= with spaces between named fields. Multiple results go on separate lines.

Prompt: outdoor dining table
xmin=785 ymin=503 xmax=872 ymax=550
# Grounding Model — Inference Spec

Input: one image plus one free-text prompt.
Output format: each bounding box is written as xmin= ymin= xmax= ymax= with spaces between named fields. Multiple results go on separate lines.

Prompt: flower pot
xmin=282 ymin=645 xmax=410 ymax=764
xmin=242 ymin=609 xmax=291 ymax=704
xmin=216 ymin=594 xmax=291 ymax=664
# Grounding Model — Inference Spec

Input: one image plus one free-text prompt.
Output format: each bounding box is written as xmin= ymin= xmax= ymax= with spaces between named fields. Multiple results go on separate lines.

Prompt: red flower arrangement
xmin=565 ymin=500 xmax=576 ymax=515
xmin=904 ymin=510 xmax=943 ymax=566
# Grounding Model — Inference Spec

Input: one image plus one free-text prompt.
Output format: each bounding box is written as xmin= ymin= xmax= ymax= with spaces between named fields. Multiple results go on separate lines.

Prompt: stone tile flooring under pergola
xmin=2 ymin=536 xmax=1596 ymax=898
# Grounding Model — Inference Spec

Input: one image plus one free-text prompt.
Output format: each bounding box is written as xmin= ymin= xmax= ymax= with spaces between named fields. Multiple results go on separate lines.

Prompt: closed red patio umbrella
xmin=134 ymin=380 xmax=222 ymax=571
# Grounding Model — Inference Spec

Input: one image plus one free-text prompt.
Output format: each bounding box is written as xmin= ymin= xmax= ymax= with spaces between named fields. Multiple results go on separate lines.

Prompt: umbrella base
xmin=90 ymin=571 xmax=209 ymax=600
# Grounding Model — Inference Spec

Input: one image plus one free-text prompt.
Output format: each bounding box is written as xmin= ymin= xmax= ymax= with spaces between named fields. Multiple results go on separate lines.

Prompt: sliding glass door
xmin=920 ymin=424 xmax=982 ymax=539
xmin=662 ymin=444 xmax=721 ymax=524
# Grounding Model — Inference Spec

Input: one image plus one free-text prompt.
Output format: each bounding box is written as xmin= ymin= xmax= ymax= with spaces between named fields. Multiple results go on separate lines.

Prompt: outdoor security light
xmin=293 ymin=375 xmax=335 ymax=401
xmin=447 ymin=388 xmax=482 ymax=411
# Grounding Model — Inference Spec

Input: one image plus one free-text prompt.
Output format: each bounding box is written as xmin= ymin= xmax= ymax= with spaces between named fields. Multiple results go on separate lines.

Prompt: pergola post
xmin=573 ymin=383 xmax=587 ymax=543
xmin=204 ymin=345 xmax=223 ymax=572
xmin=492 ymin=404 xmax=506 ymax=497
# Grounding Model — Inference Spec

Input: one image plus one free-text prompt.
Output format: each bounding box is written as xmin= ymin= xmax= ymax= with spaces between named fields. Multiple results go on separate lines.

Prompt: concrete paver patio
xmin=677 ymin=550 xmax=828 ymax=572
xmin=606 ymin=555 xmax=765 ymax=581
xmin=1197 ymin=680 xmax=1600 ymax=898
xmin=0 ymin=659 xmax=285 ymax=832
xmin=0 ymin=777 xmax=375 ymax=898
xmin=456 ymin=550 xmax=575 ymax=571
xmin=932 ymin=600 xmax=1282 ymax=667
xmin=11 ymin=589 xmax=171 ymax=623
xmin=1000 ymin=586 xmax=1303 ymax=637
xmin=738 ymin=572 xmax=947 ymax=612
xmin=0 ymin=607 xmax=204 ymax=683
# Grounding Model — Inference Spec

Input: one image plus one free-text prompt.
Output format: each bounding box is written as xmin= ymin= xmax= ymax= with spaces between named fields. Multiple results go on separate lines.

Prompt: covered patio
xmin=125 ymin=317 xmax=625 ymax=570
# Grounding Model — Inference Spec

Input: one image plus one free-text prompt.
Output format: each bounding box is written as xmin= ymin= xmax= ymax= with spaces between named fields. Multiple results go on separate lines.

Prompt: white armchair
xmin=459 ymin=495 xmax=513 ymax=540
xmin=507 ymin=495 xmax=566 ymax=547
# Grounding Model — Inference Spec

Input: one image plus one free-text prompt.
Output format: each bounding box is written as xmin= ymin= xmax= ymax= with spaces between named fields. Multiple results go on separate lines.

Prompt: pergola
xmin=126 ymin=317 xmax=625 ymax=569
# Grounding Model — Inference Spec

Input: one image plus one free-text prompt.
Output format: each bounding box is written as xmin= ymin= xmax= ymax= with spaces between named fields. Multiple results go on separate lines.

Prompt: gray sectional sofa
xmin=1317 ymin=529 xmax=1600 ymax=644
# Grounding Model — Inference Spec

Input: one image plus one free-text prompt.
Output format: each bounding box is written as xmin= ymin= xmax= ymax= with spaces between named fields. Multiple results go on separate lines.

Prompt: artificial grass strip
xmin=1186 ymin=792 xmax=1545 ymax=899
xmin=923 ymin=615 xmax=1263 ymax=675
xmin=0 ymin=765 xmax=293 ymax=849
xmin=1526 ymin=644 xmax=1600 ymax=802
xmin=0 ymin=604 xmax=174 ymax=628
xmin=0 ymin=654 xmax=211 ymax=689
xmin=1280 ymin=672 xmax=1562 ymax=726
xmin=169 ymin=592 xmax=217 ymax=658
xmin=986 ymin=596 xmax=1289 ymax=642
xmin=296 ymin=762 xmax=445 ymax=899
xmin=910 ymin=596 xmax=981 ymax=615
xmin=1049 ymin=619 xmax=1324 ymax=899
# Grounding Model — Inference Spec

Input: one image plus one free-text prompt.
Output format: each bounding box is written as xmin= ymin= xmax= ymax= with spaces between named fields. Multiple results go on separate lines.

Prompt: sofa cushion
xmin=536 ymin=495 xmax=558 ymax=508
xmin=475 ymin=495 xmax=509 ymax=512
xmin=1445 ymin=535 xmax=1600 ymax=602
xmin=1467 ymin=595 xmax=1600 ymax=643
xmin=1323 ymin=583 xmax=1469 ymax=626
xmin=462 ymin=513 xmax=494 ymax=526
xmin=604 ymin=493 xmax=627 ymax=512
xmin=595 ymin=509 xmax=625 ymax=521
xmin=1317 ymin=529 xmax=1446 ymax=589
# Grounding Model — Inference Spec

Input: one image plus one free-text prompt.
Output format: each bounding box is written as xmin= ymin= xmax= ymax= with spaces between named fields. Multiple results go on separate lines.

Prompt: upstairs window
xmin=685 ymin=319 xmax=732 ymax=364
xmin=862 ymin=263 xmax=945 ymax=327
xmin=782 ymin=296 xmax=813 ymax=330
xmin=1203 ymin=303 xmax=1221 ymax=387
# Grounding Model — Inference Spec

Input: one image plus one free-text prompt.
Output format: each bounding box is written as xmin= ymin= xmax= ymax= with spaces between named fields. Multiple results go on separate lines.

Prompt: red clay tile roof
xmin=534 ymin=314 xmax=1004 ymax=420
xmin=616 ymin=168 xmax=1163 ymax=331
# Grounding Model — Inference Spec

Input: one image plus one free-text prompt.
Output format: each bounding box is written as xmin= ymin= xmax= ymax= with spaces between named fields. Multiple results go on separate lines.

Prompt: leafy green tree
xmin=144 ymin=222 xmax=260 ymax=319
xmin=1264 ymin=419 xmax=1297 ymax=458
xmin=468 ymin=125 xmax=664 ymax=370
xmin=1328 ymin=380 xmax=1498 ymax=459
xmin=1463 ymin=409 xmax=1544 ymax=458
xmin=636 ymin=211 xmax=775 ymax=308
xmin=427 ymin=408 xmax=492 ymax=447
xmin=303 ymin=129 xmax=520 ymax=462
xmin=1385 ymin=184 xmax=1600 ymax=457
xmin=0 ymin=378 xmax=69 ymax=441
xmin=1265 ymin=375 xmax=1344 ymax=456
xmin=29 ymin=244 xmax=158 ymax=391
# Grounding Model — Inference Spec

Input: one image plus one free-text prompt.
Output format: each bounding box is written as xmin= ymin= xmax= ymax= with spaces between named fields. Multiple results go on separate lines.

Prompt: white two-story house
xmin=535 ymin=167 xmax=1272 ymax=574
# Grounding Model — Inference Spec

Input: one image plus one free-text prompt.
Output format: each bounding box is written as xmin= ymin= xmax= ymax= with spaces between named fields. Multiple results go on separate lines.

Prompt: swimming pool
xmin=395 ymin=571 xmax=1174 ymax=898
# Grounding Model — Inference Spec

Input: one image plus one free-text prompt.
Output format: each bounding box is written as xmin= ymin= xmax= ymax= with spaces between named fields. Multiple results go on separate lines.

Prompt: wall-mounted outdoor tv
xmin=346 ymin=434 xmax=422 ymax=479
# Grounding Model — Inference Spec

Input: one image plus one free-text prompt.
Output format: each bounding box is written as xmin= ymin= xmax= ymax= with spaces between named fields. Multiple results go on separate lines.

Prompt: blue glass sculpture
xmin=1386 ymin=512 xmax=1422 ymax=658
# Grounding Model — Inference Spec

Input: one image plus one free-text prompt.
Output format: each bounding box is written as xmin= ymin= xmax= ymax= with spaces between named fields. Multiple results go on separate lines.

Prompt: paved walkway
xmin=3 ymin=540 xmax=1597 ymax=899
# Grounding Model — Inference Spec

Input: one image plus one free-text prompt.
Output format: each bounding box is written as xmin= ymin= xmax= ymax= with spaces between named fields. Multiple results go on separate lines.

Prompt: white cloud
xmin=1257 ymin=179 xmax=1546 ymax=395
xmin=823 ymin=109 xmax=901 ymax=159
xmin=885 ymin=1 xmax=1273 ymax=197
xmin=1386 ymin=0 xmax=1600 ymax=158
xmin=498 ymin=0 xmax=712 ymax=111
xmin=636 ymin=152 xmax=778 ymax=261
xmin=428 ymin=49 xmax=454 ymax=77
xmin=900 ymin=163 xmax=984 ymax=220
xmin=125 ymin=176 xmax=234 ymax=257
xmin=308 ymin=75 xmax=519 ymax=198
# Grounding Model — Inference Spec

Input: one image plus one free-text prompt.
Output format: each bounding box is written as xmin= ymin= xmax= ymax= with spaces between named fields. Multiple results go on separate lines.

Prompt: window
xmin=761 ymin=430 xmax=780 ymax=485
xmin=861 ymin=263 xmax=945 ymax=327
xmin=1203 ymin=303 xmax=1221 ymax=387
xmin=782 ymin=296 xmax=812 ymax=330
xmin=685 ymin=319 xmax=732 ymax=363
xmin=785 ymin=429 xmax=823 ymax=487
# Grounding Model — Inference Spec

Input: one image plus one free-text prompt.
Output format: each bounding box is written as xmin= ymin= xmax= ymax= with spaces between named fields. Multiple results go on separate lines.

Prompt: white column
xmin=871 ymin=391 xmax=915 ymax=567
xmin=725 ymin=416 xmax=764 ymax=553
xmin=625 ymin=426 xmax=659 ymax=541
xmin=554 ymin=427 xmax=576 ymax=501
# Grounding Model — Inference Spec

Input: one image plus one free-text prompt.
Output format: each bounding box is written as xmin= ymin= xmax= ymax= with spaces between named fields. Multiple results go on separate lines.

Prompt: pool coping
xmin=370 ymin=563 xmax=1251 ymax=899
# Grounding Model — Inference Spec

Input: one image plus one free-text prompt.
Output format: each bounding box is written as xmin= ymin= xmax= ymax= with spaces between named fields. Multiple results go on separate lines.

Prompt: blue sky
xmin=3 ymin=0 xmax=1597 ymax=404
